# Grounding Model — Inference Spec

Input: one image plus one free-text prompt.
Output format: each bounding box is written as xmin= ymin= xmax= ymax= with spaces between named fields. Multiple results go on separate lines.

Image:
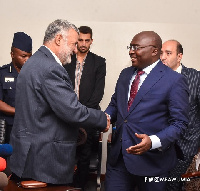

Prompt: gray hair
xmin=43 ymin=19 xmax=79 ymax=44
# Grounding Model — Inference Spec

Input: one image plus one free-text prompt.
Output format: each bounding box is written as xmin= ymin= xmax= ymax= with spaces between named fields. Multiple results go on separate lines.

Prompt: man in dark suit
xmin=161 ymin=40 xmax=200 ymax=191
xmin=105 ymin=31 xmax=189 ymax=191
xmin=9 ymin=19 xmax=110 ymax=185
xmin=64 ymin=26 xmax=106 ymax=190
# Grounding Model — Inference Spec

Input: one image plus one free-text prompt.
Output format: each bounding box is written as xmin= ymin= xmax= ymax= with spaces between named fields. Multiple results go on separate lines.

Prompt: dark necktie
xmin=127 ymin=70 xmax=145 ymax=111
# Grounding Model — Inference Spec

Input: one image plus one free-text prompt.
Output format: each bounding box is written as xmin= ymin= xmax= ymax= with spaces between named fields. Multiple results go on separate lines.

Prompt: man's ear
xmin=10 ymin=51 xmax=14 ymax=58
xmin=152 ymin=48 xmax=158 ymax=56
xmin=90 ymin=39 xmax=93 ymax=45
xmin=177 ymin=53 xmax=183 ymax=63
xmin=55 ymin=34 xmax=63 ymax=46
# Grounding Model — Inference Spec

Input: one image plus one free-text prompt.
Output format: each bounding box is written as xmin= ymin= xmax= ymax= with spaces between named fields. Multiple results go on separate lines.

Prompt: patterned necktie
xmin=127 ymin=70 xmax=145 ymax=111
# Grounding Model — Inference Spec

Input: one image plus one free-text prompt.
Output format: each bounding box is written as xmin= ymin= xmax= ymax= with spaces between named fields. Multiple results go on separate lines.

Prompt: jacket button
xmin=124 ymin=119 xmax=127 ymax=123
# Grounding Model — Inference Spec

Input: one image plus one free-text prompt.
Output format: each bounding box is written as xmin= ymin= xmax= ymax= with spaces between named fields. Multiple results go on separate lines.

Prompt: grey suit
xmin=9 ymin=46 xmax=107 ymax=184
xmin=167 ymin=64 xmax=200 ymax=191
xmin=178 ymin=65 xmax=200 ymax=157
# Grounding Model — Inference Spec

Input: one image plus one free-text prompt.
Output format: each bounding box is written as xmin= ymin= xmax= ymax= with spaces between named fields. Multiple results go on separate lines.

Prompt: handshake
xmin=103 ymin=113 xmax=111 ymax=133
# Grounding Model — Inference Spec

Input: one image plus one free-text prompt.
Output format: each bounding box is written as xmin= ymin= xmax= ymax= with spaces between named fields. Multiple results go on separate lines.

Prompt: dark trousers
xmin=74 ymin=127 xmax=97 ymax=190
xmin=5 ymin=125 xmax=12 ymax=143
xmin=105 ymin=153 xmax=169 ymax=191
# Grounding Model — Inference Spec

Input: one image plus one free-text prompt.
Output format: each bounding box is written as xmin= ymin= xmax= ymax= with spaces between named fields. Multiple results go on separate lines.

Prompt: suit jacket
xmin=105 ymin=61 xmax=189 ymax=176
xmin=64 ymin=52 xmax=106 ymax=109
xmin=9 ymin=46 xmax=107 ymax=184
xmin=176 ymin=64 xmax=200 ymax=157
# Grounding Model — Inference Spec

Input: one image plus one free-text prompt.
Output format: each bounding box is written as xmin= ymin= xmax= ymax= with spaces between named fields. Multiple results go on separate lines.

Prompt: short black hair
xmin=177 ymin=41 xmax=183 ymax=55
xmin=78 ymin=26 xmax=93 ymax=39
xmin=168 ymin=40 xmax=183 ymax=55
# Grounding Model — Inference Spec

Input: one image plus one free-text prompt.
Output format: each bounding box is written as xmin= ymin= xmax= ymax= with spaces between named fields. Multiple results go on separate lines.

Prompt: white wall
xmin=1 ymin=0 xmax=200 ymax=174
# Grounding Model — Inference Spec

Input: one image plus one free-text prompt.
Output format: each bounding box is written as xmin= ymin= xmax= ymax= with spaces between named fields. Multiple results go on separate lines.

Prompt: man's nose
xmin=129 ymin=49 xmax=136 ymax=55
xmin=73 ymin=46 xmax=78 ymax=54
xmin=160 ymin=53 xmax=166 ymax=61
xmin=24 ymin=57 xmax=29 ymax=62
xmin=82 ymin=40 xmax=86 ymax=46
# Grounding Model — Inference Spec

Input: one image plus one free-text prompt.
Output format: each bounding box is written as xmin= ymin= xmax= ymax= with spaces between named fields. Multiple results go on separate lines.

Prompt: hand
xmin=103 ymin=113 xmax=110 ymax=133
xmin=126 ymin=133 xmax=152 ymax=155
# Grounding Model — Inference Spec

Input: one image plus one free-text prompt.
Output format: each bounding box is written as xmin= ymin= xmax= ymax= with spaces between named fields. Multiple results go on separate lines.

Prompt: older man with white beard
xmin=9 ymin=19 xmax=110 ymax=185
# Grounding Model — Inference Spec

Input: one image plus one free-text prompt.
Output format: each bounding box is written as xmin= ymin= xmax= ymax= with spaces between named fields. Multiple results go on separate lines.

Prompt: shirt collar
xmin=76 ymin=53 xmax=88 ymax=65
xmin=142 ymin=59 xmax=160 ymax=74
xmin=175 ymin=64 xmax=182 ymax=74
xmin=43 ymin=45 xmax=63 ymax=66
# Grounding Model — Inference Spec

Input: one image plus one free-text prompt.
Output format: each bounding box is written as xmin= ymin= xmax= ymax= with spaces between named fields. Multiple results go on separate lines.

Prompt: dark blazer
xmin=64 ymin=52 xmax=106 ymax=109
xmin=105 ymin=61 xmax=189 ymax=176
xmin=9 ymin=46 xmax=107 ymax=184
xmin=176 ymin=64 xmax=200 ymax=157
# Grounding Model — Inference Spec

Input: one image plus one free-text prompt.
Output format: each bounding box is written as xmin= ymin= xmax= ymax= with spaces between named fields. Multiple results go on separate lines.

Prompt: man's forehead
xmin=78 ymin=33 xmax=91 ymax=39
xmin=162 ymin=41 xmax=177 ymax=51
xmin=67 ymin=29 xmax=78 ymax=40
xmin=131 ymin=35 xmax=152 ymax=45
xmin=67 ymin=28 xmax=78 ymax=35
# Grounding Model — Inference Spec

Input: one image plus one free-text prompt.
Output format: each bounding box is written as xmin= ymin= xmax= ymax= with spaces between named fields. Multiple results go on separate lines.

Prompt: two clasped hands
xmin=103 ymin=113 xmax=110 ymax=133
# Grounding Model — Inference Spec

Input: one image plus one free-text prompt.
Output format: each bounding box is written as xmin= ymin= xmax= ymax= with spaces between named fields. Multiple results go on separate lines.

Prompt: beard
xmin=77 ymin=46 xmax=89 ymax=53
xmin=58 ymin=48 xmax=72 ymax=66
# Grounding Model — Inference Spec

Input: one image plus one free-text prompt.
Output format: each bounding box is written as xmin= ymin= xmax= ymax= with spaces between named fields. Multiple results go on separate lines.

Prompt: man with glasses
xmin=161 ymin=40 xmax=200 ymax=191
xmin=105 ymin=31 xmax=189 ymax=191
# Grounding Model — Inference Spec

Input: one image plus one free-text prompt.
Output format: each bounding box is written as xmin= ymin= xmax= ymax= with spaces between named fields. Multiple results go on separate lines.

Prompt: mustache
xmin=80 ymin=46 xmax=87 ymax=49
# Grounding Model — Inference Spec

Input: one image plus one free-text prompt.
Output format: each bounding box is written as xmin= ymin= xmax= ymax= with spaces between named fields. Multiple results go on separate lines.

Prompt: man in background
xmin=0 ymin=32 xmax=32 ymax=143
xmin=9 ymin=19 xmax=110 ymax=185
xmin=64 ymin=26 xmax=106 ymax=190
xmin=161 ymin=39 xmax=200 ymax=191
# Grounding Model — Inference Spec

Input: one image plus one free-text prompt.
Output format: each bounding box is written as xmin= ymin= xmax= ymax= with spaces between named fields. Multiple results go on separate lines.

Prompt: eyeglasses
xmin=127 ymin=45 xmax=156 ymax=51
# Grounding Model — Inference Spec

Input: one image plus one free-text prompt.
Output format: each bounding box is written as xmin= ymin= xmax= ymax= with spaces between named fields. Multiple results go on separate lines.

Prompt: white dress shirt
xmin=175 ymin=64 xmax=182 ymax=74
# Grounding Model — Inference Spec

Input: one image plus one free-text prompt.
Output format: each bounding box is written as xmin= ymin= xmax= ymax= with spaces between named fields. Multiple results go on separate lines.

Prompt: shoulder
xmin=0 ymin=63 xmax=11 ymax=75
xmin=88 ymin=52 xmax=106 ymax=63
xmin=120 ymin=66 xmax=134 ymax=76
xmin=154 ymin=62 xmax=186 ymax=87
xmin=22 ymin=48 xmax=63 ymax=80
xmin=181 ymin=65 xmax=200 ymax=83
xmin=0 ymin=63 xmax=11 ymax=70
xmin=182 ymin=64 xmax=200 ymax=75
xmin=158 ymin=61 xmax=182 ymax=77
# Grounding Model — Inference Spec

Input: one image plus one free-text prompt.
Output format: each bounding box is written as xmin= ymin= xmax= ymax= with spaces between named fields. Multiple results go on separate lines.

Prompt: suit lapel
xmin=69 ymin=55 xmax=76 ymax=88
xmin=79 ymin=52 xmax=92 ymax=91
xmin=126 ymin=61 xmax=166 ymax=116
xmin=181 ymin=64 xmax=188 ymax=78
xmin=63 ymin=55 xmax=76 ymax=88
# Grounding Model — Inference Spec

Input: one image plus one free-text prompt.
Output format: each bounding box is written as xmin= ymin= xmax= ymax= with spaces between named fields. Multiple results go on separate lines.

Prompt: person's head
xmin=160 ymin=40 xmax=183 ymax=71
xmin=11 ymin=32 xmax=32 ymax=71
xmin=128 ymin=31 xmax=162 ymax=70
xmin=77 ymin=26 xmax=93 ymax=54
xmin=43 ymin=19 xmax=79 ymax=65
